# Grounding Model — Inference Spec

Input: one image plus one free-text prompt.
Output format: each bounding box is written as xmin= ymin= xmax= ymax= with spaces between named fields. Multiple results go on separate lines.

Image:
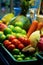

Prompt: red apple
xmin=3 ymin=40 xmax=11 ymax=47
xmin=8 ymin=36 xmax=16 ymax=42
xmin=0 ymin=23 xmax=7 ymax=31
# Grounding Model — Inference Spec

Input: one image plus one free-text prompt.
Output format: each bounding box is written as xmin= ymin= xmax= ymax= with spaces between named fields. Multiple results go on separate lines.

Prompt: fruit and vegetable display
xmin=0 ymin=13 xmax=43 ymax=61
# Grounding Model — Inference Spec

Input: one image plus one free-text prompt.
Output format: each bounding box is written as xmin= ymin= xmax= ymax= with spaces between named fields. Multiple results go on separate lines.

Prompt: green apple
xmin=14 ymin=21 xmax=23 ymax=28
xmin=21 ymin=30 xmax=26 ymax=35
xmin=13 ymin=26 xmax=22 ymax=33
xmin=4 ymin=28 xmax=12 ymax=35
xmin=8 ymin=25 xmax=15 ymax=32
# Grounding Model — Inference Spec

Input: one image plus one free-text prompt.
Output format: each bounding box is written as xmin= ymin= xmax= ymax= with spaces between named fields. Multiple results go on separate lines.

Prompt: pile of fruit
xmin=0 ymin=13 xmax=43 ymax=61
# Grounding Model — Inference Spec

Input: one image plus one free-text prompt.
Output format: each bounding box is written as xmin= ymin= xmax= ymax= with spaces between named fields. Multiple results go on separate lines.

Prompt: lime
xmin=20 ymin=54 xmax=25 ymax=58
xmin=17 ymin=55 xmax=21 ymax=58
xmin=12 ymin=49 xmax=20 ymax=55
xmin=17 ymin=58 xmax=23 ymax=61
xmin=25 ymin=57 xmax=30 ymax=60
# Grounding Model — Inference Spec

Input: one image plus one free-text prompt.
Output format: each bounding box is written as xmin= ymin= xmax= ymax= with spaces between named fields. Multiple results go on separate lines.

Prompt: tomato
xmin=18 ymin=37 xmax=25 ymax=43
xmin=3 ymin=40 xmax=11 ymax=47
xmin=7 ymin=44 xmax=15 ymax=50
xmin=18 ymin=37 xmax=30 ymax=46
xmin=12 ymin=39 xmax=21 ymax=47
xmin=18 ymin=44 xmax=24 ymax=50
xmin=23 ymin=38 xmax=30 ymax=46
xmin=8 ymin=36 xmax=16 ymax=42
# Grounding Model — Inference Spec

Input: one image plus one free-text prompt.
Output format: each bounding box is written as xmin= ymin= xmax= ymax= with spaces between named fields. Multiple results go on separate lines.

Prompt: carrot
xmin=37 ymin=22 xmax=43 ymax=30
xmin=27 ymin=20 xmax=38 ymax=37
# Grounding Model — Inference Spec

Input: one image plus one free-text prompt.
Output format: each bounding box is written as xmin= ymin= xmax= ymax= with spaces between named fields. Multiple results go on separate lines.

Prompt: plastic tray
xmin=0 ymin=43 xmax=38 ymax=65
xmin=36 ymin=52 xmax=43 ymax=61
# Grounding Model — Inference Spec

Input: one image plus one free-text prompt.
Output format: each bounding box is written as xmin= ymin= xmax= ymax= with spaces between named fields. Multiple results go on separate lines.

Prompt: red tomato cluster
xmin=3 ymin=36 xmax=30 ymax=51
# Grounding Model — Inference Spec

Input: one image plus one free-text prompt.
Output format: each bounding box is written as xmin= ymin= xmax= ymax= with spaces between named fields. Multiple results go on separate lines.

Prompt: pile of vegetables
xmin=0 ymin=13 xmax=43 ymax=61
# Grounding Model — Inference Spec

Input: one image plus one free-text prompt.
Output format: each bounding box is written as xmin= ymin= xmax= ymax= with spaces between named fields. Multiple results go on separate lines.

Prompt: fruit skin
xmin=2 ymin=13 xmax=14 ymax=25
xmin=18 ymin=37 xmax=30 ymax=46
xmin=9 ymin=15 xmax=31 ymax=31
xmin=8 ymin=25 xmax=15 ymax=32
xmin=20 ymin=54 xmax=25 ymax=58
xmin=11 ymin=39 xmax=21 ymax=47
xmin=21 ymin=30 xmax=26 ymax=35
xmin=0 ymin=20 xmax=2 ymax=23
xmin=7 ymin=44 xmax=15 ymax=50
xmin=0 ymin=31 xmax=3 ymax=34
xmin=8 ymin=36 xmax=16 ymax=42
xmin=25 ymin=57 xmax=30 ymax=60
xmin=0 ymin=23 xmax=7 ymax=31
xmin=37 ymin=37 xmax=43 ymax=51
xmin=3 ymin=40 xmax=11 ymax=47
xmin=4 ymin=28 xmax=12 ymax=35
xmin=12 ymin=32 xmax=16 ymax=37
xmin=1 ymin=34 xmax=6 ymax=41
xmin=18 ymin=43 xmax=25 ymax=50
xmin=14 ymin=26 xmax=22 ymax=33
xmin=6 ymin=34 xmax=12 ymax=39
xmin=0 ymin=32 xmax=6 ymax=42
xmin=14 ymin=21 xmax=23 ymax=28
xmin=16 ymin=33 xmax=26 ymax=38
xmin=12 ymin=49 xmax=20 ymax=55
xmin=17 ymin=57 xmax=23 ymax=61
xmin=23 ymin=38 xmax=30 ymax=46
